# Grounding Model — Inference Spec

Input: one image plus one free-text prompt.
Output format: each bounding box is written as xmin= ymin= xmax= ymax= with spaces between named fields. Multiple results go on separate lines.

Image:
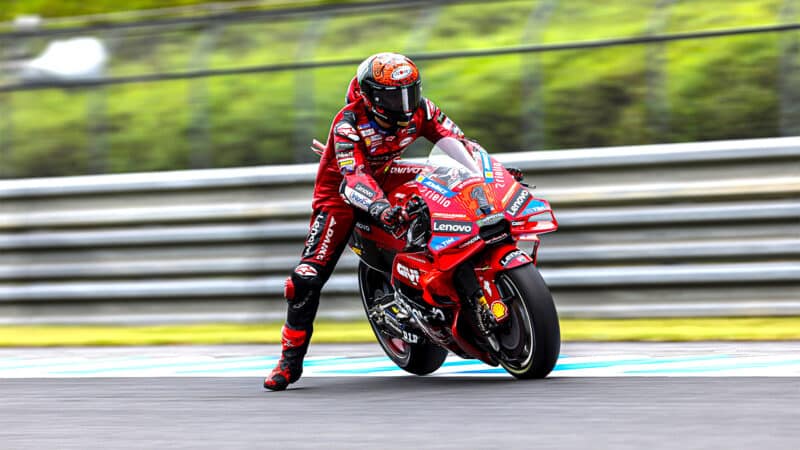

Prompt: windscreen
xmin=419 ymin=137 xmax=483 ymax=191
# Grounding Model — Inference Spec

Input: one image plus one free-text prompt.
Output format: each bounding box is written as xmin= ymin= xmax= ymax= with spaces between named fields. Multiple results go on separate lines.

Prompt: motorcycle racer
xmin=264 ymin=52 xmax=473 ymax=391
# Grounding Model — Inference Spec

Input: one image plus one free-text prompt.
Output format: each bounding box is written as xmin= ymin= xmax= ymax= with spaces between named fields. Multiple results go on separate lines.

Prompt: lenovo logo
xmin=506 ymin=188 xmax=530 ymax=216
xmin=433 ymin=220 xmax=474 ymax=234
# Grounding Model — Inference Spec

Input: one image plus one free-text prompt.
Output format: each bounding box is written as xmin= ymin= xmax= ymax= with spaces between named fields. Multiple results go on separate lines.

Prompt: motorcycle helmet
xmin=356 ymin=52 xmax=422 ymax=128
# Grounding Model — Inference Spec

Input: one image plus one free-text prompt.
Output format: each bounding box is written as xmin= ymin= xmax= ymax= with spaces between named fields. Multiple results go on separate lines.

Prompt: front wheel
xmin=358 ymin=262 xmax=448 ymax=375
xmin=494 ymin=264 xmax=560 ymax=378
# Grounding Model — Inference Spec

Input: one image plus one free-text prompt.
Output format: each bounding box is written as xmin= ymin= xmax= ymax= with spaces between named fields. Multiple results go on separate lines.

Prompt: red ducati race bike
xmin=350 ymin=138 xmax=560 ymax=378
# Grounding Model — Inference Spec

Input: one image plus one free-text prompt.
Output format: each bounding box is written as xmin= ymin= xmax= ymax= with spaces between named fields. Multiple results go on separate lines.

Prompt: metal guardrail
xmin=0 ymin=137 xmax=798 ymax=324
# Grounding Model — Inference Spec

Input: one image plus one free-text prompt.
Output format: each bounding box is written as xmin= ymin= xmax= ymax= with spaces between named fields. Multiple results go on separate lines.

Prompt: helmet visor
xmin=373 ymin=81 xmax=421 ymax=118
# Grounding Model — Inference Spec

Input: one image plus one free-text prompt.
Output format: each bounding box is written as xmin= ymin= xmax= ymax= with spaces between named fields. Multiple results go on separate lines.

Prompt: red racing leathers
xmin=265 ymin=77 xmax=472 ymax=390
xmin=284 ymin=77 xmax=468 ymax=332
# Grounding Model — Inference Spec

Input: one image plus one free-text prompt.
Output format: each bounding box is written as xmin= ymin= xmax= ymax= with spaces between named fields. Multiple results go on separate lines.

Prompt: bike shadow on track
xmin=269 ymin=375 xmax=572 ymax=394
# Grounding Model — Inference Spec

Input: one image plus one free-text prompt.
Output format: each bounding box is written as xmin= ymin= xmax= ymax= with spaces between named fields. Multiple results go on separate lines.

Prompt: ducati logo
xmin=316 ymin=217 xmax=337 ymax=261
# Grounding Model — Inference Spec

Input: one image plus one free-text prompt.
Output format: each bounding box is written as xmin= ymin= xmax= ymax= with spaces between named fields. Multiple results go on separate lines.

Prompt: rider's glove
xmin=309 ymin=139 xmax=326 ymax=156
xmin=506 ymin=166 xmax=525 ymax=182
xmin=369 ymin=200 xmax=404 ymax=232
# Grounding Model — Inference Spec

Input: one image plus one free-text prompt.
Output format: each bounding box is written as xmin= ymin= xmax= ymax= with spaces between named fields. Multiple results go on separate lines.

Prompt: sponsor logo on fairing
xmin=433 ymin=220 xmax=474 ymax=234
xmin=396 ymin=263 xmax=420 ymax=285
xmin=416 ymin=174 xmax=456 ymax=198
xmin=315 ymin=217 xmax=337 ymax=262
xmin=407 ymin=123 xmax=417 ymax=134
xmin=477 ymin=213 xmax=504 ymax=227
xmin=485 ymin=232 xmax=509 ymax=245
xmin=483 ymin=280 xmax=493 ymax=297
xmin=492 ymin=161 xmax=506 ymax=188
xmin=420 ymin=189 xmax=452 ymax=208
xmin=500 ymin=249 xmax=526 ymax=267
xmin=430 ymin=235 xmax=458 ymax=251
xmin=458 ymin=235 xmax=481 ymax=249
xmin=294 ymin=264 xmax=318 ymax=277
xmin=506 ymin=188 xmax=531 ymax=216
xmin=389 ymin=165 xmax=424 ymax=175
xmin=480 ymin=151 xmax=494 ymax=182
xmin=355 ymin=222 xmax=371 ymax=233
xmin=399 ymin=137 xmax=413 ymax=147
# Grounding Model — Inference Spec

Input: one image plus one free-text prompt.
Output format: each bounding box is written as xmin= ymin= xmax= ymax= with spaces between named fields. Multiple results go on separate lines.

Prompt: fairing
xmin=349 ymin=137 xmax=557 ymax=364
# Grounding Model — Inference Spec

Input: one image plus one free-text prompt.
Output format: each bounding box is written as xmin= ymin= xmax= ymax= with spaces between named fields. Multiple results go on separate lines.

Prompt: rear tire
xmin=358 ymin=262 xmax=448 ymax=375
xmin=495 ymin=264 xmax=560 ymax=378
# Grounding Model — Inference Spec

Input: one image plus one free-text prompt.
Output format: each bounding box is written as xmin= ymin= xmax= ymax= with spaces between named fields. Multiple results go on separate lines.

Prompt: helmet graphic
xmin=356 ymin=52 xmax=421 ymax=127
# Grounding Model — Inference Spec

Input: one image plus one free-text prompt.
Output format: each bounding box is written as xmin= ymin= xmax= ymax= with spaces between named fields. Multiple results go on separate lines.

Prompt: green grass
xmin=2 ymin=317 xmax=799 ymax=347
xmin=1 ymin=0 xmax=793 ymax=177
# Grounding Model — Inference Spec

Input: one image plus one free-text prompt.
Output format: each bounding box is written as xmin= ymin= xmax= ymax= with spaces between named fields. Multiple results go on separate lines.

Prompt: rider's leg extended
xmin=264 ymin=204 xmax=354 ymax=391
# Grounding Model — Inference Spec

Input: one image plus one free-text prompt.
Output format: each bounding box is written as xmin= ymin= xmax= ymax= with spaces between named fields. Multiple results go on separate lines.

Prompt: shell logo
xmin=391 ymin=65 xmax=413 ymax=81
xmin=491 ymin=301 xmax=508 ymax=320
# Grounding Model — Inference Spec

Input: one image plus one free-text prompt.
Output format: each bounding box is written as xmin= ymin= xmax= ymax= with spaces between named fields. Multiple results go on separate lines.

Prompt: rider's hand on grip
xmin=404 ymin=195 xmax=425 ymax=217
xmin=369 ymin=200 xmax=404 ymax=232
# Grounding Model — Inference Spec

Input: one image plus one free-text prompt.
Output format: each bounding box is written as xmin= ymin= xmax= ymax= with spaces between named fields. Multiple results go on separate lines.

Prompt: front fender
xmin=483 ymin=244 xmax=533 ymax=272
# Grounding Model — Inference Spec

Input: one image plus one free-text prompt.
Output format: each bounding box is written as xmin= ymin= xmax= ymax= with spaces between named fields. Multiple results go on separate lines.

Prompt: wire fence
xmin=0 ymin=0 xmax=798 ymax=177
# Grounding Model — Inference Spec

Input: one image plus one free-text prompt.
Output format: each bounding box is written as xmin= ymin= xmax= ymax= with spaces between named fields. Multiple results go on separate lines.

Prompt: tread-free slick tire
xmin=358 ymin=262 xmax=448 ymax=375
xmin=497 ymin=264 xmax=561 ymax=378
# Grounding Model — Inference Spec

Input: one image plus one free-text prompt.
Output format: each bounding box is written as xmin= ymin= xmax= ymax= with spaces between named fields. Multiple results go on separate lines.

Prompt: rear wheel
xmin=494 ymin=264 xmax=560 ymax=378
xmin=358 ymin=262 xmax=448 ymax=375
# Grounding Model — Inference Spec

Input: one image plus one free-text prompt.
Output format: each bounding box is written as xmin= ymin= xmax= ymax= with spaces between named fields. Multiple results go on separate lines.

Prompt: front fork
xmin=454 ymin=243 xmax=533 ymax=352
xmin=454 ymin=262 xmax=504 ymax=352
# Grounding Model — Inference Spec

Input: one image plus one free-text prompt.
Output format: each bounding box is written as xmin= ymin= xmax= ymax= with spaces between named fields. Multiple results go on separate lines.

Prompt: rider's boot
xmin=263 ymin=324 xmax=311 ymax=391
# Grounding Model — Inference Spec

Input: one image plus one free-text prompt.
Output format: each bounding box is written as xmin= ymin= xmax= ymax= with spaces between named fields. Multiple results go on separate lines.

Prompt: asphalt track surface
xmin=2 ymin=343 xmax=799 ymax=450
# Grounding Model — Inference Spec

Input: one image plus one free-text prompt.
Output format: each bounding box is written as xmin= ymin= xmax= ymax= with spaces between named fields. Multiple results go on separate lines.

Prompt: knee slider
xmin=287 ymin=264 xmax=324 ymax=303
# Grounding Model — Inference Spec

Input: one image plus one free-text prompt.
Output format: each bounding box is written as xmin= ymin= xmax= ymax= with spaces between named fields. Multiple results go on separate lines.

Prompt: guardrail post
xmin=645 ymin=0 xmax=674 ymax=142
xmin=188 ymin=23 xmax=219 ymax=169
xmin=293 ymin=14 xmax=330 ymax=164
xmin=520 ymin=0 xmax=557 ymax=151
xmin=779 ymin=0 xmax=800 ymax=136
xmin=85 ymin=28 xmax=125 ymax=175
xmin=85 ymin=86 xmax=107 ymax=174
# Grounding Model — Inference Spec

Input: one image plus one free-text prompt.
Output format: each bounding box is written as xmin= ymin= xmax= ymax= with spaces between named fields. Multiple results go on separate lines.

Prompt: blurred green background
xmin=0 ymin=0 xmax=798 ymax=178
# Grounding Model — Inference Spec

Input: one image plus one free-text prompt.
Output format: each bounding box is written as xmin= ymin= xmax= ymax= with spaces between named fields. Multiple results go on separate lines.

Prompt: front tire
xmin=358 ymin=262 xmax=448 ymax=375
xmin=494 ymin=264 xmax=560 ymax=378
